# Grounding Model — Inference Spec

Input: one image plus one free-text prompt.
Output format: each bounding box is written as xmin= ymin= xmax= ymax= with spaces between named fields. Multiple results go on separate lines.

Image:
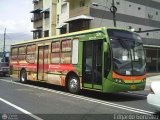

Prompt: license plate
xmin=130 ymin=85 xmax=136 ymax=89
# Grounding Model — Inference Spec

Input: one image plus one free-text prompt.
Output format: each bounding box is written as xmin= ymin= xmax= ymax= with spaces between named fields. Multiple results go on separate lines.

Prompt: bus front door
xmin=37 ymin=46 xmax=49 ymax=81
xmin=83 ymin=40 xmax=103 ymax=90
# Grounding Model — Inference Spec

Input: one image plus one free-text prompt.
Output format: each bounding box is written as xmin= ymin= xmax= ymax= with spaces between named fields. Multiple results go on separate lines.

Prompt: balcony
xmin=30 ymin=9 xmax=42 ymax=13
xmin=33 ymin=0 xmax=39 ymax=4
xmin=31 ymin=14 xmax=43 ymax=22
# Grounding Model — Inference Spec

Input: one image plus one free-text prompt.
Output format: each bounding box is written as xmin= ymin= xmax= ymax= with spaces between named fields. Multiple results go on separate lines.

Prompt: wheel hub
xmin=70 ymin=78 xmax=78 ymax=90
xmin=21 ymin=73 xmax=25 ymax=82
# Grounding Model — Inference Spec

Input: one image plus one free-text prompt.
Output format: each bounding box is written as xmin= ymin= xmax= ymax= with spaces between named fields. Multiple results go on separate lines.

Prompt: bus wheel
xmin=68 ymin=76 xmax=80 ymax=94
xmin=20 ymin=70 xmax=27 ymax=84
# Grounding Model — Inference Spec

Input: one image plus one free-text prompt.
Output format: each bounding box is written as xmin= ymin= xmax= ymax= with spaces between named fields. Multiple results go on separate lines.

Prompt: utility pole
xmin=92 ymin=0 xmax=117 ymax=27
xmin=110 ymin=0 xmax=117 ymax=27
xmin=3 ymin=28 xmax=6 ymax=62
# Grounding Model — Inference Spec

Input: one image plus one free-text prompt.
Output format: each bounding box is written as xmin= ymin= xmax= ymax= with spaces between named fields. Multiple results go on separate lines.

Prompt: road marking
xmin=0 ymin=97 xmax=43 ymax=120
xmin=0 ymin=79 xmax=154 ymax=115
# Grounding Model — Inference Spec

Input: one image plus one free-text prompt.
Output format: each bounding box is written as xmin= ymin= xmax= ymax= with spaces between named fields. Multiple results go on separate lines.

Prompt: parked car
xmin=147 ymin=81 xmax=160 ymax=112
xmin=0 ymin=62 xmax=9 ymax=77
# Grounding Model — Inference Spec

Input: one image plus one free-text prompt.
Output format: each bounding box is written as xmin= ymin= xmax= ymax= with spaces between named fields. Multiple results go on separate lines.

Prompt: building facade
xmin=65 ymin=0 xmax=160 ymax=73
xmin=56 ymin=0 xmax=70 ymax=34
xmin=31 ymin=0 xmax=57 ymax=39
xmin=30 ymin=0 xmax=160 ymax=72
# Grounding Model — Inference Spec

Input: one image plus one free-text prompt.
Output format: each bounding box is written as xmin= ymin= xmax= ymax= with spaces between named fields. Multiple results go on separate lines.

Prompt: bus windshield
xmin=107 ymin=29 xmax=146 ymax=76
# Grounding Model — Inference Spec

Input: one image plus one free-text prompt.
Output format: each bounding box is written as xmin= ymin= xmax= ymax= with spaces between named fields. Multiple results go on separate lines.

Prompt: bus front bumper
xmin=103 ymin=80 xmax=146 ymax=93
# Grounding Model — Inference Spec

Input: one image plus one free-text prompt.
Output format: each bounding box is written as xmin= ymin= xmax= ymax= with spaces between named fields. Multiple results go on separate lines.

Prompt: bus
xmin=10 ymin=27 xmax=146 ymax=94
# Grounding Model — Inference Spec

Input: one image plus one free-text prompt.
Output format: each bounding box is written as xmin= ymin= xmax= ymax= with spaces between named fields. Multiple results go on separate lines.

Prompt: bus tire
xmin=67 ymin=76 xmax=80 ymax=94
xmin=20 ymin=70 xmax=27 ymax=84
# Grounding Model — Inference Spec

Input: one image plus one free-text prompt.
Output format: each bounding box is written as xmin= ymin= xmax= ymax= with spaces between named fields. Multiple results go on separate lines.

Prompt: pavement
xmin=0 ymin=76 xmax=160 ymax=120
xmin=146 ymin=73 xmax=160 ymax=86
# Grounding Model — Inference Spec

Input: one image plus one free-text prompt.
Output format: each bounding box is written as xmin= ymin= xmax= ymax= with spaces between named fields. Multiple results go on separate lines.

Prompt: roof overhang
xmin=33 ymin=0 xmax=39 ymax=3
xmin=65 ymin=15 xmax=94 ymax=23
xmin=30 ymin=9 xmax=42 ymax=13
xmin=56 ymin=23 xmax=67 ymax=29
xmin=41 ymin=8 xmax=50 ymax=13
xmin=31 ymin=29 xmax=42 ymax=32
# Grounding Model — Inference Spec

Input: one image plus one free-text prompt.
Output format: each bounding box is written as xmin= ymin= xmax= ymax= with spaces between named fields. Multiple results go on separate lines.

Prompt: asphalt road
xmin=0 ymin=77 xmax=159 ymax=120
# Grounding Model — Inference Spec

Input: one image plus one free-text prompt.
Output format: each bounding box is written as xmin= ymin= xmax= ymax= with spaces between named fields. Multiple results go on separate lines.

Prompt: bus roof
xmin=11 ymin=27 xmax=130 ymax=46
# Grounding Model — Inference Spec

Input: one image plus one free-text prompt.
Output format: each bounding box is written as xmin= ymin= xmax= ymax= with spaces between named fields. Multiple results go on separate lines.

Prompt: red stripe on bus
xmin=12 ymin=64 xmax=37 ymax=69
xmin=48 ymin=64 xmax=75 ymax=71
xmin=11 ymin=64 xmax=75 ymax=71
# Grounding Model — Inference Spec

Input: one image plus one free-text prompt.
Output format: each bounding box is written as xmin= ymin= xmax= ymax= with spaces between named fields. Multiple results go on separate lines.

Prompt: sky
xmin=0 ymin=0 xmax=33 ymax=53
xmin=0 ymin=0 xmax=33 ymax=34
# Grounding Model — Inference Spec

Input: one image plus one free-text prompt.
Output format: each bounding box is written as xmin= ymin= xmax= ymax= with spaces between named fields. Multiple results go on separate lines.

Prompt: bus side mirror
xmin=103 ymin=42 xmax=108 ymax=52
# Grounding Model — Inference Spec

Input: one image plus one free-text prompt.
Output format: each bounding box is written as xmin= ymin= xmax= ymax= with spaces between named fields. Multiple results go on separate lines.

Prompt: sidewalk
xmin=147 ymin=73 xmax=160 ymax=77
xmin=146 ymin=73 xmax=160 ymax=86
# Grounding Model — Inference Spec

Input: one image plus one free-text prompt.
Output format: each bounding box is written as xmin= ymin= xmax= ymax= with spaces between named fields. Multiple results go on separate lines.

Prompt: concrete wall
xmin=56 ymin=0 xmax=70 ymax=35
xmin=34 ymin=0 xmax=43 ymax=10
xmin=69 ymin=0 xmax=90 ymax=17
xmin=43 ymin=0 xmax=50 ymax=31
xmin=33 ymin=0 xmax=43 ymax=30
xmin=50 ymin=0 xmax=57 ymax=36
xmin=89 ymin=0 xmax=160 ymax=46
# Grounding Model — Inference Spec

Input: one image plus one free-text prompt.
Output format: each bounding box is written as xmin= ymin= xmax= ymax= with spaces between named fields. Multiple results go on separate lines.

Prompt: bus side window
xmin=72 ymin=39 xmax=79 ymax=64
xmin=11 ymin=47 xmax=18 ymax=61
xmin=104 ymin=45 xmax=111 ymax=78
xmin=61 ymin=39 xmax=72 ymax=64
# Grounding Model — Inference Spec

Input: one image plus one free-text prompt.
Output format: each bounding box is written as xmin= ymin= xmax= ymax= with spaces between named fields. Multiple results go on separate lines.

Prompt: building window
xmin=80 ymin=0 xmax=85 ymax=7
xmin=61 ymin=3 xmax=67 ymax=14
xmin=44 ymin=30 xmax=49 ymax=37
xmin=156 ymin=11 xmax=158 ymax=15
xmin=33 ymin=30 xmax=42 ymax=39
xmin=60 ymin=25 xmax=67 ymax=34
xmin=146 ymin=33 xmax=149 ymax=36
xmin=139 ymin=28 xmax=142 ymax=31
xmin=145 ymin=48 xmax=160 ymax=72
xmin=138 ymin=7 xmax=141 ymax=10
xmin=44 ymin=12 xmax=50 ymax=18
xmin=31 ymin=13 xmax=43 ymax=22
xmin=57 ymin=14 xmax=59 ymax=24
xmin=129 ymin=4 xmax=131 ymax=7
xmin=82 ymin=21 xmax=89 ymax=29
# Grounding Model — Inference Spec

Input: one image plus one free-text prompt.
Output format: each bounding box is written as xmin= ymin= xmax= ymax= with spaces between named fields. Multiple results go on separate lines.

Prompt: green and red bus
xmin=10 ymin=27 xmax=146 ymax=94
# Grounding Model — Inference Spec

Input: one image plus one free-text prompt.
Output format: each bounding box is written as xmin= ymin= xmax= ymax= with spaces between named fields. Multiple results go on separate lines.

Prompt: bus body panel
xmin=10 ymin=27 xmax=146 ymax=93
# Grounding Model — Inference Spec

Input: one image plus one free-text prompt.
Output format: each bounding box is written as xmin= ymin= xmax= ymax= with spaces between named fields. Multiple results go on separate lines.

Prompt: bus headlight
xmin=113 ymin=78 xmax=124 ymax=84
xmin=141 ymin=78 xmax=146 ymax=82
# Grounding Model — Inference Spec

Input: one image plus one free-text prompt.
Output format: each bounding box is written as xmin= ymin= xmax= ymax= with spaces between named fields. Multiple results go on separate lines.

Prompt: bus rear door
xmin=37 ymin=46 xmax=49 ymax=81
